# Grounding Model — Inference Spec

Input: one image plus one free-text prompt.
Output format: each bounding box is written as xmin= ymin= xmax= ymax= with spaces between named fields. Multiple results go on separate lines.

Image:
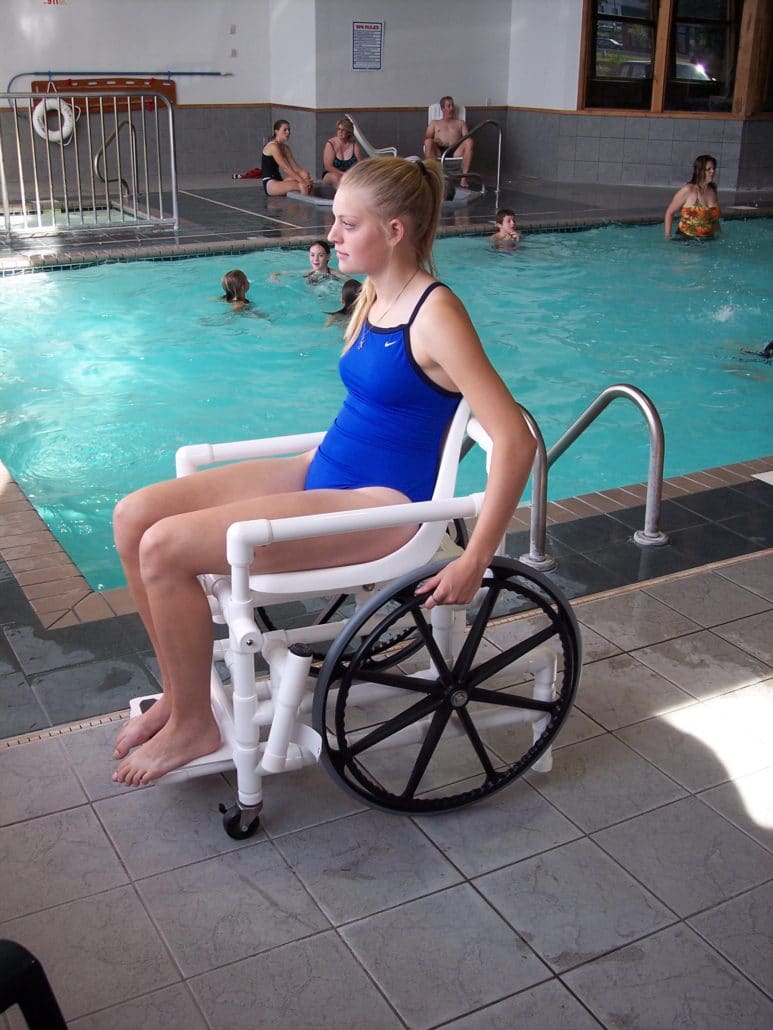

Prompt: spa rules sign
xmin=353 ymin=21 xmax=383 ymax=70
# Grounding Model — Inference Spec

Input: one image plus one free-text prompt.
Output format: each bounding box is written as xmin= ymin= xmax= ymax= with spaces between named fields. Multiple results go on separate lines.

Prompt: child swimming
xmin=490 ymin=208 xmax=521 ymax=247
xmin=740 ymin=341 xmax=773 ymax=360
xmin=220 ymin=269 xmax=251 ymax=310
xmin=324 ymin=278 xmax=363 ymax=328
xmin=271 ymin=241 xmax=345 ymax=284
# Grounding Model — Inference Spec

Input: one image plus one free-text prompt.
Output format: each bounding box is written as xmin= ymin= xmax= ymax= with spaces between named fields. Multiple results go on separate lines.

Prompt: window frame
xmin=580 ymin=0 xmax=772 ymax=116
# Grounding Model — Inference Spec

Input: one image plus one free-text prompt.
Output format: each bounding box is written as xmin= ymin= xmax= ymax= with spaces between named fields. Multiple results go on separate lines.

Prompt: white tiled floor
xmin=0 ymin=553 xmax=771 ymax=1029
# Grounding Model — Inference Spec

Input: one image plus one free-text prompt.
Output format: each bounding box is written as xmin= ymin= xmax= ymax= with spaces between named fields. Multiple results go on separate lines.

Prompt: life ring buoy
xmin=32 ymin=97 xmax=75 ymax=144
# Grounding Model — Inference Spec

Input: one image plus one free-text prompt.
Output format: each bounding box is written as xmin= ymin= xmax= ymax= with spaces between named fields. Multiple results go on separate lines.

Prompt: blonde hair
xmin=336 ymin=117 xmax=354 ymax=139
xmin=342 ymin=157 xmax=443 ymax=348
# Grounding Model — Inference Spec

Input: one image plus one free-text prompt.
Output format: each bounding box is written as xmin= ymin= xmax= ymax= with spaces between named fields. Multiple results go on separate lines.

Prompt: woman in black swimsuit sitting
xmin=322 ymin=118 xmax=364 ymax=191
xmin=262 ymin=120 xmax=314 ymax=197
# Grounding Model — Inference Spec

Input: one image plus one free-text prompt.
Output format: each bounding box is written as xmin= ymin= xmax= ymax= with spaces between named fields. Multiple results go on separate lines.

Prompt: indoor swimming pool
xmin=1 ymin=219 xmax=771 ymax=590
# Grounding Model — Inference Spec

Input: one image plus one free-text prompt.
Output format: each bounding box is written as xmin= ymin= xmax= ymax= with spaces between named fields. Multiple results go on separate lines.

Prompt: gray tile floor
xmin=0 ymin=552 xmax=771 ymax=1029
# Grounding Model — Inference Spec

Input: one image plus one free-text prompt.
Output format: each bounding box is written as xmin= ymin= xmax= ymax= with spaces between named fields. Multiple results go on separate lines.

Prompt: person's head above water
xmin=689 ymin=154 xmax=717 ymax=188
xmin=308 ymin=240 xmax=332 ymax=274
xmin=221 ymin=269 xmax=249 ymax=302
xmin=327 ymin=278 xmax=362 ymax=317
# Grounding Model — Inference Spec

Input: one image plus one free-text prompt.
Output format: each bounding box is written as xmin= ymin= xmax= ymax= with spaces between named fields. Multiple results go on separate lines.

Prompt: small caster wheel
xmin=219 ymin=802 xmax=260 ymax=839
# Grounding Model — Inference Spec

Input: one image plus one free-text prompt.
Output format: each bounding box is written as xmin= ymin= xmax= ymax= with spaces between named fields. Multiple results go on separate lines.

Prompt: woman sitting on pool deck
xmin=111 ymin=156 xmax=536 ymax=785
xmin=261 ymin=119 xmax=314 ymax=197
xmin=322 ymin=117 xmax=364 ymax=191
xmin=664 ymin=154 xmax=721 ymax=240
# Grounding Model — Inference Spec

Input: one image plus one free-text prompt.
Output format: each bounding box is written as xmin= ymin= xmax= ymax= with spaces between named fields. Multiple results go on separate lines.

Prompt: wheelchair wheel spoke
xmin=453 ymin=578 xmax=501 ymax=680
xmin=466 ymin=622 xmax=560 ymax=691
xmin=409 ymin=605 xmax=455 ymax=686
xmin=467 ymin=686 xmax=556 ymax=712
xmin=355 ymin=667 xmax=439 ymax=696
xmin=348 ymin=694 xmax=442 ymax=757
xmin=455 ymin=708 xmax=498 ymax=780
xmin=402 ymin=707 xmax=452 ymax=798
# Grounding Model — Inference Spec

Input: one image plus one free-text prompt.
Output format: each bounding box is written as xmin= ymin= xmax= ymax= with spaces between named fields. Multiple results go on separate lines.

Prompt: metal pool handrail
xmin=519 ymin=384 xmax=668 ymax=570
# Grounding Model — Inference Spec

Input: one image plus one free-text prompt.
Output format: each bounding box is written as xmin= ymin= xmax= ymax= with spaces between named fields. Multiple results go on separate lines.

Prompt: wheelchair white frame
xmin=130 ymin=403 xmax=580 ymax=837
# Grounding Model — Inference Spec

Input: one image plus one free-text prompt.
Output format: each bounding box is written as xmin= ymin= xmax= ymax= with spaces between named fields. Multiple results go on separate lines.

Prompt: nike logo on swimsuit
xmin=384 ymin=339 xmax=398 ymax=347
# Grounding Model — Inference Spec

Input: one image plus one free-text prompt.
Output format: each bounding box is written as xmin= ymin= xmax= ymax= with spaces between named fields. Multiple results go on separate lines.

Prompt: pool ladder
xmin=515 ymin=384 xmax=668 ymax=571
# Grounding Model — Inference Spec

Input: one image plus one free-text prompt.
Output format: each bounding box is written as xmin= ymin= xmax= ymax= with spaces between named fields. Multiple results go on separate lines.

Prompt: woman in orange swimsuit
xmin=664 ymin=155 xmax=721 ymax=239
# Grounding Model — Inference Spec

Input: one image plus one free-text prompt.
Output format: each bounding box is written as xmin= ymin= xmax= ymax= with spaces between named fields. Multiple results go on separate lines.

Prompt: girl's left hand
xmin=417 ymin=554 xmax=488 ymax=609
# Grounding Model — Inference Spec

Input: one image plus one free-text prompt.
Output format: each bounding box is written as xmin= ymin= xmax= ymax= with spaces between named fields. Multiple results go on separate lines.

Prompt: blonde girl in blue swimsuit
xmin=111 ymin=156 xmax=536 ymax=786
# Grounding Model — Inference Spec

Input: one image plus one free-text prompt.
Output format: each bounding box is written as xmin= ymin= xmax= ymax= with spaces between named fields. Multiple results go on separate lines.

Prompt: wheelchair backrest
xmin=431 ymin=398 xmax=472 ymax=502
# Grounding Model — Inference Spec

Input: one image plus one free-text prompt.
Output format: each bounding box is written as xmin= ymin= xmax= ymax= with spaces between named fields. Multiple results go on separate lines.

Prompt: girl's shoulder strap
xmin=407 ymin=281 xmax=446 ymax=326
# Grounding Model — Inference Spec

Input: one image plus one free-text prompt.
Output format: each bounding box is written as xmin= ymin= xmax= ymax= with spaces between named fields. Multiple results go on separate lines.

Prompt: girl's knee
xmin=137 ymin=518 xmax=179 ymax=584
xmin=113 ymin=491 xmax=148 ymax=557
xmin=113 ymin=487 xmax=169 ymax=560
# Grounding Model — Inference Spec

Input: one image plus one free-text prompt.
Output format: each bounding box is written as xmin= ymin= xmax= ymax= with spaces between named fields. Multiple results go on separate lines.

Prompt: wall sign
xmin=352 ymin=21 xmax=383 ymax=71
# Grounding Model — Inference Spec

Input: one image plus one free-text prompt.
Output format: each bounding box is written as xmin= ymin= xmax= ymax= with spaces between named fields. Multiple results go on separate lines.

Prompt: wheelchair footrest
xmin=127 ymin=693 xmax=236 ymax=782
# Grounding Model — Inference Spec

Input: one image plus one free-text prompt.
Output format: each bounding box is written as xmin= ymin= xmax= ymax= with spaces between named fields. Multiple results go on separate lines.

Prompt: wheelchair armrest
xmin=226 ymin=493 xmax=486 ymax=568
xmin=465 ymin=417 xmax=493 ymax=471
xmin=175 ymin=431 xmax=326 ymax=477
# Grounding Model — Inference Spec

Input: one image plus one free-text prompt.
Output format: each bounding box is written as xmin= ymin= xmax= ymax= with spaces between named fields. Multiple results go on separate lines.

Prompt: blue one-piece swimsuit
xmin=304 ymin=282 xmax=462 ymax=502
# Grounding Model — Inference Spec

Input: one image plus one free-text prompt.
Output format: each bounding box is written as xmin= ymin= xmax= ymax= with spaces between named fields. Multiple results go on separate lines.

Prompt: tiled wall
xmin=503 ymin=110 xmax=773 ymax=190
xmin=739 ymin=120 xmax=773 ymax=190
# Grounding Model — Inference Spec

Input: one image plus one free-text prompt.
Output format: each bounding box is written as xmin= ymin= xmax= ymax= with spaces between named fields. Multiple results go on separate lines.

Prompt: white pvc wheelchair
xmin=129 ymin=401 xmax=582 ymax=838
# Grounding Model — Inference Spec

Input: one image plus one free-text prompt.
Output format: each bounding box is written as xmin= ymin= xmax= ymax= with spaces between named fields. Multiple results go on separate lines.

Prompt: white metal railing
xmin=0 ymin=90 xmax=178 ymax=238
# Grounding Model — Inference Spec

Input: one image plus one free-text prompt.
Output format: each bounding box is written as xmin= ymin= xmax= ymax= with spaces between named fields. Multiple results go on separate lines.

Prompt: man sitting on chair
xmin=424 ymin=95 xmax=473 ymax=188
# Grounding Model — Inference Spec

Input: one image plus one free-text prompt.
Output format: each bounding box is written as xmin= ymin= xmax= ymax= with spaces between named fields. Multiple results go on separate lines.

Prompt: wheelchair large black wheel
xmin=312 ymin=556 xmax=581 ymax=813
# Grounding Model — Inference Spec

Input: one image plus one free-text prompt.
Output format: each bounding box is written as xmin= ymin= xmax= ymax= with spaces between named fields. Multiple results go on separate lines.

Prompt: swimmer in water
xmin=740 ymin=341 xmax=773 ymax=360
xmin=324 ymin=278 xmax=363 ymax=328
xmin=220 ymin=269 xmax=251 ymax=310
xmin=270 ymin=240 xmax=345 ymax=284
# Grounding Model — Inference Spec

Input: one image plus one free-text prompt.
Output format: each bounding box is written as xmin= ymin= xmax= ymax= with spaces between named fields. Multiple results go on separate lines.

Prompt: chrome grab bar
xmin=94 ymin=120 xmax=135 ymax=198
xmin=520 ymin=385 xmax=668 ymax=570
xmin=440 ymin=118 xmax=502 ymax=201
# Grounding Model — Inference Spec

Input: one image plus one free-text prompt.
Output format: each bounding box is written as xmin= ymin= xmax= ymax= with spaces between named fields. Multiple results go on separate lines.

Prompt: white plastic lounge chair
xmin=345 ymin=113 xmax=397 ymax=158
xmin=128 ymin=402 xmax=581 ymax=838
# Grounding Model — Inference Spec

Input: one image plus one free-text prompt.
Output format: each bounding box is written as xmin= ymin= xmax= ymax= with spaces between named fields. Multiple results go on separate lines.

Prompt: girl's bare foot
xmin=113 ymin=694 xmax=171 ymax=759
xmin=112 ymin=716 xmax=222 ymax=786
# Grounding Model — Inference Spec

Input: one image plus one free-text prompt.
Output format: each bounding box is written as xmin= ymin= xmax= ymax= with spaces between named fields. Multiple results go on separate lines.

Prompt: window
xmin=586 ymin=1 xmax=658 ymax=110
xmin=665 ymin=1 xmax=741 ymax=111
xmin=583 ymin=0 xmax=745 ymax=113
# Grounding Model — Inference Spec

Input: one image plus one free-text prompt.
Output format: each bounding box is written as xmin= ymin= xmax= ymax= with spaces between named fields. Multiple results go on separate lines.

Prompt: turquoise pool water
xmin=1 ymin=220 xmax=771 ymax=591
